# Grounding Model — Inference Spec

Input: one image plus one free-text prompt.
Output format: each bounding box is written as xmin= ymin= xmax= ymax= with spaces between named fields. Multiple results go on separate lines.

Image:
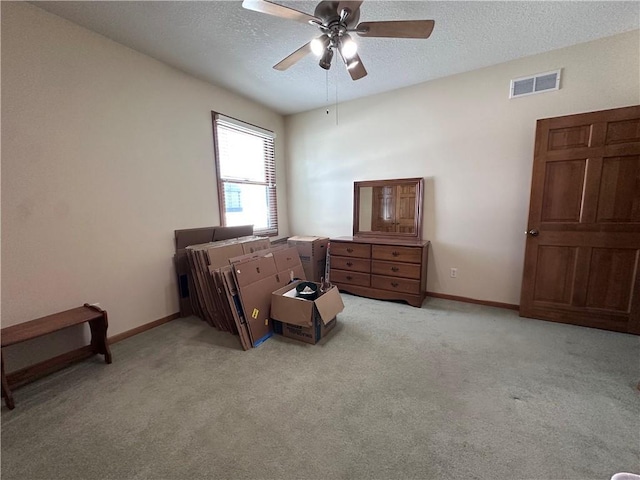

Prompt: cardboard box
xmin=287 ymin=236 xmax=329 ymax=282
xmin=271 ymin=282 xmax=344 ymax=344
xmin=287 ymin=236 xmax=329 ymax=260
xmin=300 ymin=258 xmax=326 ymax=285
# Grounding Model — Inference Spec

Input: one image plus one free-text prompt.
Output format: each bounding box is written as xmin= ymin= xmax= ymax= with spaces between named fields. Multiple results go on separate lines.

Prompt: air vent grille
xmin=510 ymin=69 xmax=561 ymax=98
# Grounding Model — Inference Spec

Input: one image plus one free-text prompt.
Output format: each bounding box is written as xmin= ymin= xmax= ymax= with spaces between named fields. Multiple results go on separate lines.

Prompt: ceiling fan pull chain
xmin=335 ymin=62 xmax=339 ymax=126
xmin=326 ymin=69 xmax=329 ymax=115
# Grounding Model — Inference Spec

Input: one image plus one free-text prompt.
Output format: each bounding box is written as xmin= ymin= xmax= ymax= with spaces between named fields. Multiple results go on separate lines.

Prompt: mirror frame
xmin=352 ymin=177 xmax=424 ymax=239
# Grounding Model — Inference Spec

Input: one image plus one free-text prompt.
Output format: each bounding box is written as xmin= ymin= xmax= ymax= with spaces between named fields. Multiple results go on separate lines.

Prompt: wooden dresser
xmin=329 ymin=236 xmax=430 ymax=307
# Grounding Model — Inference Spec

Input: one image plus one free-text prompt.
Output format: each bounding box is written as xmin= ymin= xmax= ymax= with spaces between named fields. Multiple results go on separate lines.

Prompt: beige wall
xmin=285 ymin=30 xmax=640 ymax=306
xmin=1 ymin=2 xmax=288 ymax=369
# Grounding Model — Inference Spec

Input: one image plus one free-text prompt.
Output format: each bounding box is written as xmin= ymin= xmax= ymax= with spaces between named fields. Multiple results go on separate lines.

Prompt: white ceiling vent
xmin=510 ymin=69 xmax=561 ymax=99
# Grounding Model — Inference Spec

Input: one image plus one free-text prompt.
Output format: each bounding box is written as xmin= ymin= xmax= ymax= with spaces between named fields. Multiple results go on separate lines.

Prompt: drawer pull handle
xmin=346 ymin=262 xmax=353 ymax=267
xmin=392 ymin=251 xmax=400 ymax=257
xmin=391 ymin=267 xmax=399 ymax=272
xmin=346 ymin=276 xmax=353 ymax=281
xmin=347 ymin=248 xmax=354 ymax=253
xmin=391 ymin=282 xmax=399 ymax=288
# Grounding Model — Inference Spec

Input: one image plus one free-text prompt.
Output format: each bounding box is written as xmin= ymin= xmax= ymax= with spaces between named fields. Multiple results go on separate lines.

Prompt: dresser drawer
xmin=372 ymin=245 xmax=422 ymax=264
xmin=331 ymin=256 xmax=370 ymax=273
xmin=331 ymin=242 xmax=371 ymax=259
xmin=332 ymin=269 xmax=371 ymax=287
xmin=371 ymin=260 xmax=420 ymax=280
xmin=371 ymin=275 xmax=420 ymax=294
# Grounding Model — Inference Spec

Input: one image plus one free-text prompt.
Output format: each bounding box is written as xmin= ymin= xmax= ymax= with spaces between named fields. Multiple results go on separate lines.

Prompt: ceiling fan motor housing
xmin=314 ymin=1 xmax=360 ymax=28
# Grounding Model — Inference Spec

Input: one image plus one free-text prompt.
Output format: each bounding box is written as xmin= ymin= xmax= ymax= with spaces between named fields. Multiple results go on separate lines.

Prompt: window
xmin=212 ymin=113 xmax=277 ymax=236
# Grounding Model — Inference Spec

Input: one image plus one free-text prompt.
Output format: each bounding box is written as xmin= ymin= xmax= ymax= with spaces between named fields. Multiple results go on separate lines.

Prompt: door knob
xmin=527 ymin=229 xmax=539 ymax=237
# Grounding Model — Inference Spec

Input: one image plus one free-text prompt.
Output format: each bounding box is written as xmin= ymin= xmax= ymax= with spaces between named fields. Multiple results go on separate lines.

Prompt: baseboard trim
xmin=426 ymin=292 xmax=519 ymax=311
xmin=108 ymin=312 xmax=180 ymax=344
xmin=5 ymin=312 xmax=180 ymax=389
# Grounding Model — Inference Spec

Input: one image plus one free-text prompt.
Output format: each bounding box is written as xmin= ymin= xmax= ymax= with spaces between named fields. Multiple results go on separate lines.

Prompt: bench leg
xmin=1 ymin=350 xmax=15 ymax=410
xmin=89 ymin=315 xmax=112 ymax=365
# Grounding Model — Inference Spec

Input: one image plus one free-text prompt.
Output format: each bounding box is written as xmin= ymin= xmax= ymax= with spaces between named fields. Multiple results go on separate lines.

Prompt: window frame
xmin=212 ymin=112 xmax=278 ymax=237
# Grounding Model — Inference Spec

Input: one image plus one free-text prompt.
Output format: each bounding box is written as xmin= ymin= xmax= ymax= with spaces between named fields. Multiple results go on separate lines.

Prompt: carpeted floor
xmin=2 ymin=295 xmax=639 ymax=480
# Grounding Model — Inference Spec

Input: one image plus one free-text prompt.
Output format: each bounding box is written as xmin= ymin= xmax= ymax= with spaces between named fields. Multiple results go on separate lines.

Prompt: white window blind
xmin=213 ymin=113 xmax=278 ymax=236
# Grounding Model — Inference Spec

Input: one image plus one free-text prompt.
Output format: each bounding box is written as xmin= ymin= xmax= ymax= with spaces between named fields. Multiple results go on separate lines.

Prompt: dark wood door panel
xmin=597 ymin=155 xmax=640 ymax=223
xmin=396 ymin=185 xmax=417 ymax=233
xmin=532 ymin=246 xmax=577 ymax=304
xmin=606 ymin=118 xmax=640 ymax=145
xmin=547 ymin=124 xmax=592 ymax=150
xmin=585 ymin=248 xmax=638 ymax=312
xmin=541 ymin=160 xmax=586 ymax=222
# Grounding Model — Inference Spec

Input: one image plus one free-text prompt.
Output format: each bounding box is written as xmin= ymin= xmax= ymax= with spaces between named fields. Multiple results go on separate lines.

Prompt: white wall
xmin=285 ymin=30 xmax=640 ymax=306
xmin=1 ymin=2 xmax=288 ymax=369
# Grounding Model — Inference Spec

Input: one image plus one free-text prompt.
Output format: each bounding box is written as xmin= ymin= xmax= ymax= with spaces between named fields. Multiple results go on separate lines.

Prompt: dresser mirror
xmin=353 ymin=177 xmax=424 ymax=239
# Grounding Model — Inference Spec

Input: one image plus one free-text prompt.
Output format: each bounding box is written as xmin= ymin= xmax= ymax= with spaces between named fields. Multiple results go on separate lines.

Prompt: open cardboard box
xmin=271 ymin=281 xmax=344 ymax=344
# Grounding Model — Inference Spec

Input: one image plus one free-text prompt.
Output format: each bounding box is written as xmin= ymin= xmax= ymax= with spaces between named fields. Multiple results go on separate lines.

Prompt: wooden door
xmin=372 ymin=186 xmax=395 ymax=232
xmin=395 ymin=184 xmax=418 ymax=234
xmin=520 ymin=105 xmax=640 ymax=334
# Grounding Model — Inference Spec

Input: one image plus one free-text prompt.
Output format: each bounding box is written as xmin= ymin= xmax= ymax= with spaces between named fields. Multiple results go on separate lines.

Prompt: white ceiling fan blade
xmin=356 ymin=20 xmax=435 ymax=39
xmin=273 ymin=42 xmax=313 ymax=71
xmin=242 ymin=0 xmax=320 ymax=25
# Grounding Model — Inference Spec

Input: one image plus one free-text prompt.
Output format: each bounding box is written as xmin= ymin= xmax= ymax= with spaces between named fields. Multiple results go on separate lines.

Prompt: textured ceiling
xmin=32 ymin=1 xmax=640 ymax=115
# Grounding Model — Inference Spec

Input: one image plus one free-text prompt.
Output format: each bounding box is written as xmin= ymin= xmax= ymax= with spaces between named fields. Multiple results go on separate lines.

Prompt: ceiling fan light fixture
xmin=310 ymin=34 xmax=329 ymax=56
xmin=340 ymin=34 xmax=357 ymax=59
xmin=346 ymin=57 xmax=359 ymax=70
xmin=319 ymin=47 xmax=334 ymax=70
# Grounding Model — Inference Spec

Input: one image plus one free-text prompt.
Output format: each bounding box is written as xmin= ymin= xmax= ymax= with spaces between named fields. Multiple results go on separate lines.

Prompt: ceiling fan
xmin=242 ymin=0 xmax=435 ymax=80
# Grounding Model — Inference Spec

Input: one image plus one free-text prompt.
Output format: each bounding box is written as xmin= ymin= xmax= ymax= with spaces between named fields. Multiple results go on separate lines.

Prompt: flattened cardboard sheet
xmin=233 ymin=255 xmax=278 ymax=288
xmin=212 ymin=225 xmax=253 ymax=242
xmin=239 ymin=274 xmax=280 ymax=346
xmin=273 ymin=247 xmax=303 ymax=272
xmin=241 ymin=237 xmax=271 ymax=254
xmin=206 ymin=243 xmax=245 ymax=270
xmin=219 ymin=266 xmax=251 ymax=350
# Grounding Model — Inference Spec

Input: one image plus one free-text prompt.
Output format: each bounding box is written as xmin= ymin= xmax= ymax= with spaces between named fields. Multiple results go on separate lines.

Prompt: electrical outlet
xmin=450 ymin=268 xmax=457 ymax=278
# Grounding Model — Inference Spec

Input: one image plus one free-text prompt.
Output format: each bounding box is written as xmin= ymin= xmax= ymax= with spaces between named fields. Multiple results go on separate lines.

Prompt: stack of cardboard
xmin=174 ymin=227 xmax=344 ymax=350
xmin=173 ymin=225 xmax=253 ymax=317
xmin=185 ymin=237 xmax=269 ymax=328
xmin=184 ymin=238 xmax=308 ymax=350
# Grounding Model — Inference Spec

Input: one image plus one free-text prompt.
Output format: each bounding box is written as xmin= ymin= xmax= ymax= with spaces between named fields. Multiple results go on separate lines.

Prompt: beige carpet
xmin=2 ymin=295 xmax=639 ymax=479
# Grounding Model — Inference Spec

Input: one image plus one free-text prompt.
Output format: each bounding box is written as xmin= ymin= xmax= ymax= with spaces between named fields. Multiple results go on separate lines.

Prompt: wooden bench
xmin=1 ymin=304 xmax=112 ymax=409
